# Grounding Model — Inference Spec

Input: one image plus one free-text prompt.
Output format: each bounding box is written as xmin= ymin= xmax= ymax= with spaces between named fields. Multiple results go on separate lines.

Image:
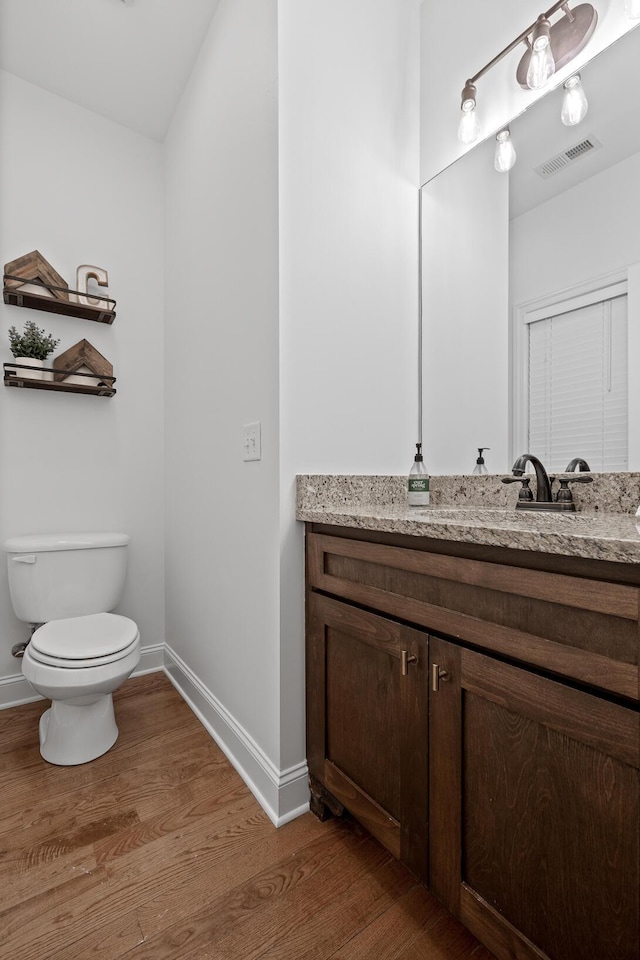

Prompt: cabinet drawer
xmin=307 ymin=531 xmax=640 ymax=701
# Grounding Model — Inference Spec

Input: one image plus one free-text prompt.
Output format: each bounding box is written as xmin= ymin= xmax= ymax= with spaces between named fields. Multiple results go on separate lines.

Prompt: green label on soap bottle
xmin=408 ymin=477 xmax=430 ymax=493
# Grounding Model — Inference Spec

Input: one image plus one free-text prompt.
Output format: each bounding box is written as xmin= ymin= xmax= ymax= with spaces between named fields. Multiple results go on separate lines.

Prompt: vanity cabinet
xmin=306 ymin=592 xmax=429 ymax=881
xmin=305 ymin=524 xmax=640 ymax=960
xmin=429 ymin=635 xmax=639 ymax=960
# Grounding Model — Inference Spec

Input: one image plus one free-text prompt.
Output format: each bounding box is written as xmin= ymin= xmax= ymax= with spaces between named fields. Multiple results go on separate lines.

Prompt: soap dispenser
xmin=472 ymin=448 xmax=490 ymax=475
xmin=408 ymin=443 xmax=430 ymax=506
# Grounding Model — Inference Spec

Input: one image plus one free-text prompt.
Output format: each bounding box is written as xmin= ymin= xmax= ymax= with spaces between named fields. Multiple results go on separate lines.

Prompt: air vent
xmin=534 ymin=136 xmax=603 ymax=179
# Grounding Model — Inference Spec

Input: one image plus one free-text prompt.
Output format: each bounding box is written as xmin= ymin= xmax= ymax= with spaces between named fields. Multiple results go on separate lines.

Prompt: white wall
xmin=163 ymin=0 xmax=420 ymax=821
xmin=279 ymin=0 xmax=420 ymax=477
xmin=421 ymin=0 xmax=636 ymax=183
xmin=421 ymin=137 xmax=510 ymax=475
xmin=511 ymin=152 xmax=640 ymax=303
xmin=0 ymin=71 xmax=165 ymax=696
xmin=163 ymin=0 xmax=284 ymax=807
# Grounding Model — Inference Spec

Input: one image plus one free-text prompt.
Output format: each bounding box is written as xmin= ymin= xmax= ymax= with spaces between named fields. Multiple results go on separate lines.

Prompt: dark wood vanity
xmin=305 ymin=521 xmax=639 ymax=960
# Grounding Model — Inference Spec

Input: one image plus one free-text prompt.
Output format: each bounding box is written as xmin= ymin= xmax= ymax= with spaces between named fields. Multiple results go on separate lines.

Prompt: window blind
xmin=528 ymin=294 xmax=628 ymax=472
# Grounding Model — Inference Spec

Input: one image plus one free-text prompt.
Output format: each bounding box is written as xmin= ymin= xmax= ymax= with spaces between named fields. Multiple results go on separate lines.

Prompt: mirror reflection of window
xmin=527 ymin=289 xmax=628 ymax=472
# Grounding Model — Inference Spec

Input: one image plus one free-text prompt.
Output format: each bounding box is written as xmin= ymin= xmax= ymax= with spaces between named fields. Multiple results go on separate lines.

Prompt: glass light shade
xmin=458 ymin=103 xmax=481 ymax=144
xmin=494 ymin=130 xmax=516 ymax=172
xmin=526 ymin=38 xmax=555 ymax=89
xmin=562 ymin=75 xmax=588 ymax=125
xmin=625 ymin=0 xmax=640 ymax=17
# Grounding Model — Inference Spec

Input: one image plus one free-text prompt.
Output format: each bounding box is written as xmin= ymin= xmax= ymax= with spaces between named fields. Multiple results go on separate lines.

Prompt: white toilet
xmin=4 ymin=532 xmax=140 ymax=766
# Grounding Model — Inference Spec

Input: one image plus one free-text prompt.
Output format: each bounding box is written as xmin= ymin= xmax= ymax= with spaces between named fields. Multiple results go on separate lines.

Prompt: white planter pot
xmin=10 ymin=357 xmax=53 ymax=381
xmin=63 ymin=364 xmax=101 ymax=387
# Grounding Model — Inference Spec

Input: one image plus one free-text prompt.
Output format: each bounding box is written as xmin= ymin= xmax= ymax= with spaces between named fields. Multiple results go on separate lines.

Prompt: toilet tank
xmin=4 ymin=532 xmax=130 ymax=623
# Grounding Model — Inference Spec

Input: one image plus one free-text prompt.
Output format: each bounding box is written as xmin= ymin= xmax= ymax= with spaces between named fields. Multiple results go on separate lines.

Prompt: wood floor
xmin=0 ymin=672 xmax=495 ymax=960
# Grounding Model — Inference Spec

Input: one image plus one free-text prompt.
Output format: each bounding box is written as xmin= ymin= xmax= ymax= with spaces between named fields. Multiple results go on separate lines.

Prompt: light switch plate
xmin=242 ymin=421 xmax=261 ymax=461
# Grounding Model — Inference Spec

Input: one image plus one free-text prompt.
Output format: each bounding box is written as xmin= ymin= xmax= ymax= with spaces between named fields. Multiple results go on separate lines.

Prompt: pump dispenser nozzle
xmin=472 ymin=447 xmax=490 ymax=475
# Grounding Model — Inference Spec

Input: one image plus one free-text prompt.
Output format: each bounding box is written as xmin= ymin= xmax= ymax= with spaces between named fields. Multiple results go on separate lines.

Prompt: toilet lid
xmin=30 ymin=612 xmax=139 ymax=664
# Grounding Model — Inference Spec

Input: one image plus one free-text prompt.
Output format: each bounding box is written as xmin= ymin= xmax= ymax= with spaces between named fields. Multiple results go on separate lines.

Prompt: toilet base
xmin=39 ymin=693 xmax=119 ymax=765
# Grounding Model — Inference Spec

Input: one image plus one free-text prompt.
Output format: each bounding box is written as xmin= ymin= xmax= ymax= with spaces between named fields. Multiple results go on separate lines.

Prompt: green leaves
xmin=7 ymin=320 xmax=60 ymax=360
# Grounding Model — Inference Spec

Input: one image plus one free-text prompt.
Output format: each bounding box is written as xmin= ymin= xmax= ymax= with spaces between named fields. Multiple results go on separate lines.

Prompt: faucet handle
xmin=502 ymin=476 xmax=534 ymax=502
xmin=556 ymin=476 xmax=594 ymax=504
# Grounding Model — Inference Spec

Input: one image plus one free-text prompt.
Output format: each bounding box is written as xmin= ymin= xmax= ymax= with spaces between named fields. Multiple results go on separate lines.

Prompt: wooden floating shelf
xmin=3 ymin=275 xmax=116 ymax=324
xmin=4 ymin=363 xmax=116 ymax=397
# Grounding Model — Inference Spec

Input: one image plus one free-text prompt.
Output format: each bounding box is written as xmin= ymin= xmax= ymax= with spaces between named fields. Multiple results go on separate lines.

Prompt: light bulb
xmin=458 ymin=102 xmax=481 ymax=144
xmin=457 ymin=81 xmax=480 ymax=145
xmin=494 ymin=130 xmax=516 ymax=172
xmin=625 ymin=0 xmax=640 ymax=17
xmin=561 ymin=75 xmax=588 ymax=126
xmin=527 ymin=40 xmax=555 ymax=89
xmin=526 ymin=17 xmax=555 ymax=89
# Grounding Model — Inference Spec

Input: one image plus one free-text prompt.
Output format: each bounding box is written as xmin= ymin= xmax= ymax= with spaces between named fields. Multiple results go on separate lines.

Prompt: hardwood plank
xmin=326 ymin=883 xmax=441 ymax=959
xmin=0 ymin=672 xmax=493 ymax=960
xmin=173 ymin=836 xmax=410 ymax=960
xmin=46 ymin=813 xmax=332 ymax=960
xmin=102 ymin=822 xmax=381 ymax=960
xmin=402 ymin=909 xmax=497 ymax=960
xmin=1 ymin=799 xmax=267 ymax=959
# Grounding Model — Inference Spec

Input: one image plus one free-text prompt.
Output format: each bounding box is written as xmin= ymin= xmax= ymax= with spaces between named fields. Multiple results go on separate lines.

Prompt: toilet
xmin=4 ymin=532 xmax=140 ymax=765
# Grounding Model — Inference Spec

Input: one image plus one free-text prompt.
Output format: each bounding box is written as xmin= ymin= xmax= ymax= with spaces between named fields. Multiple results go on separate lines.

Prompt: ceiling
xmin=0 ymin=0 xmax=221 ymax=141
xmin=509 ymin=23 xmax=640 ymax=218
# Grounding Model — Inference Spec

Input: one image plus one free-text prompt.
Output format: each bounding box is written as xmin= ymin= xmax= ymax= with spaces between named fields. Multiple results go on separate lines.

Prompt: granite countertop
xmin=296 ymin=474 xmax=640 ymax=565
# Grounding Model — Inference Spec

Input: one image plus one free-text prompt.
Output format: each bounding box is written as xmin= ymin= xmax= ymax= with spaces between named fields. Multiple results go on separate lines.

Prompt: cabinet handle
xmin=432 ymin=663 xmax=449 ymax=692
xmin=401 ymin=650 xmax=417 ymax=676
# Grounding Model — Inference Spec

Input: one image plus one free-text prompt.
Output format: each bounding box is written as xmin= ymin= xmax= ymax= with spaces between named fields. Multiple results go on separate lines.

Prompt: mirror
xmin=421 ymin=24 xmax=640 ymax=476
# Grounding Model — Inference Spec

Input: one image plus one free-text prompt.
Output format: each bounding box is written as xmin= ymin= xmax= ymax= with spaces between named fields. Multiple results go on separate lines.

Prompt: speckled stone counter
xmin=296 ymin=474 xmax=640 ymax=565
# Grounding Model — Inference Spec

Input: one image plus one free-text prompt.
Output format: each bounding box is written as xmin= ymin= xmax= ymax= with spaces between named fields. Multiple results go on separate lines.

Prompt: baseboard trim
xmin=0 ymin=674 xmax=42 ymax=709
xmin=134 ymin=643 xmax=165 ymax=675
xmin=164 ymin=644 xmax=309 ymax=827
xmin=0 ymin=642 xmax=310 ymax=827
xmin=0 ymin=643 xmax=165 ymax=710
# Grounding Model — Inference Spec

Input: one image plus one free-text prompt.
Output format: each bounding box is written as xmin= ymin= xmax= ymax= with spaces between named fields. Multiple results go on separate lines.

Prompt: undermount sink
xmin=411 ymin=507 xmax=511 ymax=520
xmin=411 ymin=506 xmax=587 ymax=523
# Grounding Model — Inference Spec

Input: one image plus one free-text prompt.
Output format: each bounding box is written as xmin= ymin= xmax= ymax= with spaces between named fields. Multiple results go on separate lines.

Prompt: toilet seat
xmin=29 ymin=612 xmax=140 ymax=669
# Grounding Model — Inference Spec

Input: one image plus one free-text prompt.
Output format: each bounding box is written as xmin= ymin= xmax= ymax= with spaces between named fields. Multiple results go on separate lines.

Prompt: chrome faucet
xmin=511 ymin=454 xmax=553 ymax=502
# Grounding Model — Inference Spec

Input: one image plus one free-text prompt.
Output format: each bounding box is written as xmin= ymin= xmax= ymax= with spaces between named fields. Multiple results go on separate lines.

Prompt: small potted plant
xmin=7 ymin=320 xmax=60 ymax=381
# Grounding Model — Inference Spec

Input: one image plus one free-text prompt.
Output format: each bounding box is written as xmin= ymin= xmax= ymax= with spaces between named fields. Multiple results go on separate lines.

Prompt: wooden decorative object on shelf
xmin=3 ymin=251 xmax=116 ymax=323
xmin=75 ymin=264 xmax=110 ymax=311
xmin=4 ymin=250 xmax=69 ymax=300
xmin=52 ymin=339 xmax=113 ymax=386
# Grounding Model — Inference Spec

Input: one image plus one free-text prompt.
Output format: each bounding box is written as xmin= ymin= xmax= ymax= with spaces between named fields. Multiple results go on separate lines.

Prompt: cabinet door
xmin=429 ymin=635 xmax=640 ymax=960
xmin=307 ymin=592 xmax=428 ymax=881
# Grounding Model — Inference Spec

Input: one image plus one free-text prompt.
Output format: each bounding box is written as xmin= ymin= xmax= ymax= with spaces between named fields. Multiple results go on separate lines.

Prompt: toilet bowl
xmin=22 ymin=612 xmax=141 ymax=765
xmin=4 ymin=531 xmax=140 ymax=767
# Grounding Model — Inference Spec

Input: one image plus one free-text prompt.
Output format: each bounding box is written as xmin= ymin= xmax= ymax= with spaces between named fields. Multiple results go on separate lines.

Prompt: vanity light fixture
xmin=458 ymin=81 xmax=481 ymax=144
xmin=526 ymin=16 xmax=555 ymax=89
xmin=494 ymin=129 xmax=517 ymax=172
xmin=561 ymin=73 xmax=589 ymax=125
xmin=457 ymin=2 xmax=598 ymax=144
